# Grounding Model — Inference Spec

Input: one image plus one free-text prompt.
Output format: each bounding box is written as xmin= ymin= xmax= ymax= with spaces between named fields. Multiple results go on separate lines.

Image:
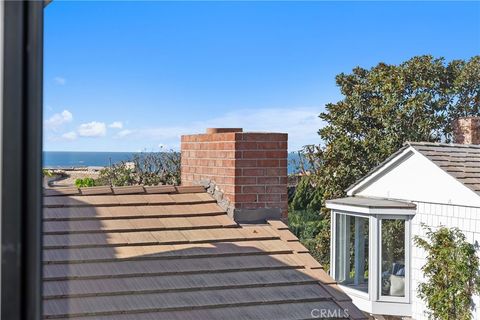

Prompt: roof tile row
xmin=42 ymin=186 xmax=366 ymax=319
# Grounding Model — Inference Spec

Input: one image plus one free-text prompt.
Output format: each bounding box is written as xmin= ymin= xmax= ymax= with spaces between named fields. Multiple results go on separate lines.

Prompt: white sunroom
xmin=326 ymin=197 xmax=416 ymax=316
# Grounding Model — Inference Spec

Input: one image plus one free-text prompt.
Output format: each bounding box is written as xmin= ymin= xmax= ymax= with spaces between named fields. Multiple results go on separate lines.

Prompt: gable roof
xmin=347 ymin=142 xmax=480 ymax=198
xmin=42 ymin=185 xmax=365 ymax=320
xmin=408 ymin=142 xmax=480 ymax=195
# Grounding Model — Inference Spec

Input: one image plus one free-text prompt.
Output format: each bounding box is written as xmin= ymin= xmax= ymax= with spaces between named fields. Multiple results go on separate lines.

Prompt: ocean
xmin=43 ymin=151 xmax=302 ymax=174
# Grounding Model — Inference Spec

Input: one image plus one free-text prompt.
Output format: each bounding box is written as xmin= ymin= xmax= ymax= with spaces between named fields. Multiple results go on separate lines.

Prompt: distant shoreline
xmin=43 ymin=166 xmax=105 ymax=171
xmin=44 ymin=151 xmax=302 ymax=174
xmin=44 ymin=168 xmax=101 ymax=188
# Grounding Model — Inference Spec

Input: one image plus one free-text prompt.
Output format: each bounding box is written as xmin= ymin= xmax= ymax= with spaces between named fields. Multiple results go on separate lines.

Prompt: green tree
xmin=288 ymin=207 xmax=331 ymax=267
xmin=319 ymin=55 xmax=480 ymax=200
xmin=292 ymin=55 xmax=480 ymax=266
xmin=414 ymin=226 xmax=480 ymax=320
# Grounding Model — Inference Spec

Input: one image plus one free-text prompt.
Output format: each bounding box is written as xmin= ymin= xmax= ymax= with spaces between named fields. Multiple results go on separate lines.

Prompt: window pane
xmin=381 ymin=219 xmax=406 ymax=297
xmin=335 ymin=214 xmax=369 ymax=293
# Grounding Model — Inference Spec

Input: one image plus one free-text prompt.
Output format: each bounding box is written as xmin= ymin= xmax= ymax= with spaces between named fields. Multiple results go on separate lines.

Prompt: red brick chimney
xmin=453 ymin=117 xmax=480 ymax=144
xmin=181 ymin=128 xmax=288 ymax=222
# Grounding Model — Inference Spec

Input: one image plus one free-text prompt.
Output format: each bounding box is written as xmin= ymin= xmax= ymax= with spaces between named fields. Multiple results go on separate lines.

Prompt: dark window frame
xmin=2 ymin=1 xmax=44 ymax=319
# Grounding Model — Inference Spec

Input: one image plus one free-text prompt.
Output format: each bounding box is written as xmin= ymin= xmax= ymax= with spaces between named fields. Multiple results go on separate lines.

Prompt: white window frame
xmin=377 ymin=215 xmax=411 ymax=304
xmin=331 ymin=210 xmax=371 ymax=301
xmin=330 ymin=209 xmax=412 ymax=310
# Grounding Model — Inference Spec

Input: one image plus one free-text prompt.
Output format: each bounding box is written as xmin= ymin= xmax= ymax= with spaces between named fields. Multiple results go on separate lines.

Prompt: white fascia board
xmin=326 ymin=202 xmax=416 ymax=216
xmin=347 ymin=148 xmax=415 ymax=196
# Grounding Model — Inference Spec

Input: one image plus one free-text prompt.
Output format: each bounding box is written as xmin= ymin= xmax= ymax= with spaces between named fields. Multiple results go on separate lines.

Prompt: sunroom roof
xmin=326 ymin=197 xmax=416 ymax=215
xmin=326 ymin=197 xmax=416 ymax=209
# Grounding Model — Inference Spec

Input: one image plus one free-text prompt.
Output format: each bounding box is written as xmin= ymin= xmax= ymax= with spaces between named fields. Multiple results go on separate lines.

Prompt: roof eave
xmin=346 ymin=145 xmax=414 ymax=196
xmin=326 ymin=201 xmax=416 ymax=215
xmin=325 ymin=197 xmax=417 ymax=216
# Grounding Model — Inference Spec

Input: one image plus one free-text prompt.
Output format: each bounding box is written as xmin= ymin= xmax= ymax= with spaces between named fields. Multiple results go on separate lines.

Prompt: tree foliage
xmin=291 ymin=55 xmax=480 ymax=266
xmin=414 ymin=225 xmax=480 ymax=320
xmin=319 ymin=55 xmax=480 ymax=200
xmin=290 ymin=145 xmax=324 ymax=211
xmin=288 ymin=208 xmax=330 ymax=266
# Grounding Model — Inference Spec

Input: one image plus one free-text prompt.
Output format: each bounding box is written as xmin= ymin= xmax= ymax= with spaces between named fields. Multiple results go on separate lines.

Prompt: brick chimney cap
xmin=206 ymin=128 xmax=243 ymax=134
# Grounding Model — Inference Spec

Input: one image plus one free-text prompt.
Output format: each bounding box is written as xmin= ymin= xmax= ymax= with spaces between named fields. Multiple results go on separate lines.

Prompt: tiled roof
xmin=408 ymin=142 xmax=480 ymax=195
xmin=43 ymin=185 xmax=365 ymax=320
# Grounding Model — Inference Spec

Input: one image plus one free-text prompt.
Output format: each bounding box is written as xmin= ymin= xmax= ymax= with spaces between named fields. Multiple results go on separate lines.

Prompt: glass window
xmin=380 ymin=219 xmax=406 ymax=297
xmin=335 ymin=213 xmax=369 ymax=293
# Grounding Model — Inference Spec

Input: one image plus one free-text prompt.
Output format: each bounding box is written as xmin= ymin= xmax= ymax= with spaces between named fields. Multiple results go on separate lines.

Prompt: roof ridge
xmin=43 ymin=185 xmax=206 ymax=197
xmin=406 ymin=141 xmax=480 ymax=149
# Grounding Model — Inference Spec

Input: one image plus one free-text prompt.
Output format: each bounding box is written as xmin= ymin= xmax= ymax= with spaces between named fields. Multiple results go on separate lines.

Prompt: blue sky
xmin=43 ymin=1 xmax=480 ymax=152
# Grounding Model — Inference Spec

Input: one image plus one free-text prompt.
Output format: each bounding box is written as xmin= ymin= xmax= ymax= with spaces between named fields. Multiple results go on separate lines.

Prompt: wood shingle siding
xmin=42 ymin=186 xmax=366 ymax=319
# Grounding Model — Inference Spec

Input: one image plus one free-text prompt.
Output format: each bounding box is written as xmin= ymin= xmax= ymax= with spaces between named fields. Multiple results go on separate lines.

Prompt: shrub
xmin=95 ymin=151 xmax=181 ymax=187
xmin=131 ymin=152 xmax=181 ymax=186
xmin=95 ymin=165 xmax=136 ymax=187
xmin=43 ymin=169 xmax=54 ymax=177
xmin=75 ymin=177 xmax=96 ymax=188
xmin=414 ymin=225 xmax=480 ymax=320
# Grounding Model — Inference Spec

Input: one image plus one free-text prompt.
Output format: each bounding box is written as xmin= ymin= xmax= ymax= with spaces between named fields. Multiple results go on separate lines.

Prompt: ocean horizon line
xmin=43 ymin=151 xmax=301 ymax=174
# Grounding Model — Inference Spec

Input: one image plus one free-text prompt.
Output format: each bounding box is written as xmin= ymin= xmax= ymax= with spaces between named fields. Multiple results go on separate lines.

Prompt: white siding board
xmin=410 ymin=201 xmax=480 ymax=320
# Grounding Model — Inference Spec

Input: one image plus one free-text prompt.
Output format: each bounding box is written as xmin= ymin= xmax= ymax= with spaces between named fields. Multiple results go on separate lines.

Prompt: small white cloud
xmin=116 ymin=129 xmax=133 ymax=138
xmin=45 ymin=110 xmax=73 ymax=130
xmin=109 ymin=121 xmax=123 ymax=129
xmin=78 ymin=121 xmax=106 ymax=137
xmin=54 ymin=76 xmax=66 ymax=85
xmin=61 ymin=131 xmax=77 ymax=140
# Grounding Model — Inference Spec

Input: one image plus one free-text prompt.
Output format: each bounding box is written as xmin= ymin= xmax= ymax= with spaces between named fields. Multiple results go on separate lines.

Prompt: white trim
xmin=331 ymin=211 xmax=371 ymax=297
xmin=342 ymin=291 xmax=412 ymax=317
xmin=369 ymin=214 xmax=378 ymax=301
xmin=377 ymin=217 xmax=410 ymax=304
xmin=347 ymin=148 xmax=414 ymax=196
xmin=330 ymin=210 xmax=335 ymax=279
xmin=326 ymin=203 xmax=416 ymax=216
xmin=340 ymin=284 xmax=369 ymax=300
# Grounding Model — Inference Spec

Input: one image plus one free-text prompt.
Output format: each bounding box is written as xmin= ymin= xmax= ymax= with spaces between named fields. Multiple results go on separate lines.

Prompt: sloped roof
xmin=43 ymin=185 xmax=365 ymax=320
xmin=347 ymin=142 xmax=480 ymax=197
xmin=327 ymin=196 xmax=416 ymax=209
xmin=408 ymin=142 xmax=480 ymax=195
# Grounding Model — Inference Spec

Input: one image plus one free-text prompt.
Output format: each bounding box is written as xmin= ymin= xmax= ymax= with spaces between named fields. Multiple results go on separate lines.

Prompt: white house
xmin=326 ymin=117 xmax=480 ymax=319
